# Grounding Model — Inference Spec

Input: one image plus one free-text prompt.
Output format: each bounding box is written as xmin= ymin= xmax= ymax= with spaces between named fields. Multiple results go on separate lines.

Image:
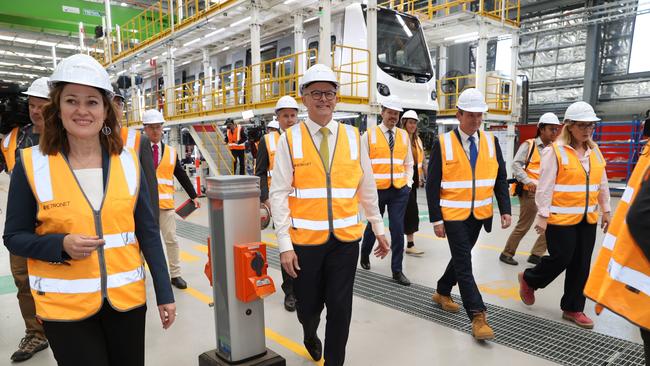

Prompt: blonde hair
xmin=560 ymin=120 xmax=598 ymax=149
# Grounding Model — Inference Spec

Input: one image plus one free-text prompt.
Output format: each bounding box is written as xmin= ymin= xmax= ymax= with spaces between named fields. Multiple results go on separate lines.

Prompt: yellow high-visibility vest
xmin=120 ymin=127 xmax=141 ymax=155
xmin=157 ymin=144 xmax=176 ymax=209
xmin=264 ymin=131 xmax=280 ymax=189
xmin=1 ymin=127 xmax=20 ymax=172
xmin=523 ymin=138 xmax=541 ymax=191
xmin=367 ymin=126 xmax=408 ymax=189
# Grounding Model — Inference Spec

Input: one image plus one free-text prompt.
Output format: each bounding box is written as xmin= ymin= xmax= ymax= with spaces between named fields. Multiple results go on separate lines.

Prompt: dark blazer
xmin=139 ymin=135 xmax=159 ymax=222
xmin=626 ymin=171 xmax=650 ymax=262
xmin=425 ymin=128 xmax=511 ymax=232
xmin=159 ymin=143 xmax=198 ymax=200
xmin=255 ymin=135 xmax=270 ymax=202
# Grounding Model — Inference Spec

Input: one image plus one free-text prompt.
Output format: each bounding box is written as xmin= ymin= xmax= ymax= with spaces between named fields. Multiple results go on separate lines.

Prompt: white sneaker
xmin=405 ymin=247 xmax=424 ymax=256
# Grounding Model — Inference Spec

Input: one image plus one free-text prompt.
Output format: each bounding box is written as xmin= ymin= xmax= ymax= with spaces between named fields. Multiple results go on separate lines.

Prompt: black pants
xmin=404 ymin=185 xmax=419 ymax=236
xmin=642 ymin=327 xmax=650 ymax=364
xmin=524 ymin=219 xmax=596 ymax=312
xmin=293 ymin=237 xmax=359 ymax=366
xmin=437 ymin=216 xmax=486 ymax=319
xmin=231 ymin=149 xmax=245 ymax=175
xmin=281 ymin=266 xmax=294 ymax=296
xmin=42 ymin=301 xmax=146 ymax=366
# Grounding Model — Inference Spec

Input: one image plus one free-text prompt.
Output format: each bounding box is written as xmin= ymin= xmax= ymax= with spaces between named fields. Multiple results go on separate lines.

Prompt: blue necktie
xmin=468 ymin=135 xmax=478 ymax=169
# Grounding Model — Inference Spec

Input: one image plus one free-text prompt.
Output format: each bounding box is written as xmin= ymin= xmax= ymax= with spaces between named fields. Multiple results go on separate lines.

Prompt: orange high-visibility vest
xmin=439 ymin=130 xmax=499 ymax=221
xmin=264 ymin=131 xmax=280 ymax=189
xmin=227 ymin=125 xmax=245 ymax=150
xmin=547 ymin=143 xmax=605 ymax=226
xmin=286 ymin=122 xmax=363 ymax=245
xmin=523 ymin=138 xmax=541 ymax=191
xmin=120 ymin=127 xmax=141 ymax=155
xmin=1 ymin=127 xmax=19 ymax=172
xmin=584 ymin=145 xmax=650 ymax=329
xmin=414 ymin=136 xmax=425 ymax=179
xmin=368 ymin=126 xmax=408 ymax=189
xmin=157 ymin=144 xmax=176 ymax=209
xmin=21 ymin=146 xmax=144 ymax=321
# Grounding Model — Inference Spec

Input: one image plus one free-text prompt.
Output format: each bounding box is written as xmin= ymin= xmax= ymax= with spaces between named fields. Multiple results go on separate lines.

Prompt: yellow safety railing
xmin=437 ymin=73 xmax=512 ymax=116
xmin=378 ymin=0 xmax=520 ymax=27
xmin=95 ymin=0 xmax=240 ymax=65
xmin=332 ymin=45 xmax=370 ymax=105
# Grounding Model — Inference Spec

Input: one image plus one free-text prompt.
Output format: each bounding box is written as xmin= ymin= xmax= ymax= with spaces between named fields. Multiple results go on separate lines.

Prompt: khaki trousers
xmin=160 ymin=209 xmax=182 ymax=278
xmin=502 ymin=191 xmax=547 ymax=258
xmin=10 ymin=254 xmax=45 ymax=337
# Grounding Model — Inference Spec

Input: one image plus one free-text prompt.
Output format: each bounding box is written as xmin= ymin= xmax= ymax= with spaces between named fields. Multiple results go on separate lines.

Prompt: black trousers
xmin=293 ymin=237 xmax=359 ymax=366
xmin=231 ymin=149 xmax=245 ymax=175
xmin=437 ymin=216 xmax=486 ymax=319
xmin=404 ymin=185 xmax=419 ymax=236
xmin=524 ymin=219 xmax=596 ymax=312
xmin=642 ymin=327 xmax=650 ymax=364
xmin=42 ymin=301 xmax=146 ymax=366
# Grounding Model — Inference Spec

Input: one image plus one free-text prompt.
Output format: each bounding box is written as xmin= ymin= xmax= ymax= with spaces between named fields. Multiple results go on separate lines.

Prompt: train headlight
xmin=377 ymin=83 xmax=390 ymax=96
xmin=430 ymin=90 xmax=437 ymax=100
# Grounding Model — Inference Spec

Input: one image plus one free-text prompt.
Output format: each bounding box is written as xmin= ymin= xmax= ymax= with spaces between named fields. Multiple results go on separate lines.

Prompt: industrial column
xmin=366 ymin=0 xmax=379 ymax=128
xmin=250 ymin=0 xmax=262 ymax=104
xmin=504 ymin=31 xmax=520 ymax=178
xmin=164 ymin=44 xmax=176 ymax=116
xmin=198 ymin=176 xmax=284 ymax=366
xmin=582 ymin=0 xmax=601 ymax=106
xmin=293 ymin=11 xmax=305 ymax=85
xmin=130 ymin=65 xmax=141 ymax=123
xmin=203 ymin=49 xmax=213 ymax=110
xmin=318 ymin=0 xmax=332 ymax=67
xmin=475 ymin=22 xmax=488 ymax=99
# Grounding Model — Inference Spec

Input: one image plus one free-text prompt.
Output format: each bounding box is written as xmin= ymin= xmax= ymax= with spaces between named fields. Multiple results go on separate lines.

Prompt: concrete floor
xmin=0 ymin=173 xmax=643 ymax=365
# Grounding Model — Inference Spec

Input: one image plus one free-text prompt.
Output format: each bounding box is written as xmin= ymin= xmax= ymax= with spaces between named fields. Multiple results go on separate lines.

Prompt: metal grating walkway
xmin=176 ymin=219 xmax=646 ymax=366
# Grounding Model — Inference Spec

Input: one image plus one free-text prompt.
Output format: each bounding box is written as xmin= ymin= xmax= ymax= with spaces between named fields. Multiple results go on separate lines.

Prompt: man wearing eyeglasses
xmin=270 ymin=64 xmax=389 ymax=366
xmin=500 ymin=113 xmax=562 ymax=266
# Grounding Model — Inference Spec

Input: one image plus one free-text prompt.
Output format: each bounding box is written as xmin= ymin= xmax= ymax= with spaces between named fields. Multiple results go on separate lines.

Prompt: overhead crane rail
xmin=378 ymin=0 xmax=520 ymax=27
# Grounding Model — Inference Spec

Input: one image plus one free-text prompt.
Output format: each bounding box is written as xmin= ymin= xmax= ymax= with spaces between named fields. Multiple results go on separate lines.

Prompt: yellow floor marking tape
xmin=180 ymin=251 xmax=200 ymax=262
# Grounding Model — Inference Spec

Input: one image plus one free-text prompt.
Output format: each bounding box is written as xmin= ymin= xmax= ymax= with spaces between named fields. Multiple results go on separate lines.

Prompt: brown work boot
xmin=432 ymin=293 xmax=460 ymax=313
xmin=471 ymin=312 xmax=495 ymax=340
xmin=10 ymin=334 xmax=49 ymax=362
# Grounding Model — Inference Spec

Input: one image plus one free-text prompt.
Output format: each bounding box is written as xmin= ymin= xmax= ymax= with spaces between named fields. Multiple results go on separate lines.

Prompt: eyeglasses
xmin=545 ymin=126 xmax=561 ymax=133
xmin=307 ymin=90 xmax=337 ymax=100
xmin=574 ymin=123 xmax=595 ymax=130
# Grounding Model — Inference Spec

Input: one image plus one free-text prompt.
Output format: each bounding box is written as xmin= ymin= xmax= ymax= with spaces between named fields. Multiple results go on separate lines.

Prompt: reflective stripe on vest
xmin=439 ymin=130 xmax=499 ymax=221
xmin=368 ymin=126 xmax=408 ymax=189
xmin=547 ymin=143 xmax=605 ymax=226
xmin=228 ymin=125 xmax=245 ymax=150
xmin=523 ymin=139 xmax=541 ymax=191
xmin=415 ymin=136 xmax=424 ymax=178
xmin=1 ymin=127 xmax=19 ymax=172
xmin=156 ymin=145 xmax=176 ymax=209
xmin=21 ymin=146 xmax=144 ymax=321
xmin=286 ymin=122 xmax=363 ymax=245
xmin=265 ymin=131 xmax=280 ymax=189
xmin=120 ymin=127 xmax=141 ymax=155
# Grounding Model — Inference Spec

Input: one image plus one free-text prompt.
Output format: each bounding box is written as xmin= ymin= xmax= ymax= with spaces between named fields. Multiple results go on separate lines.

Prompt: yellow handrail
xmin=378 ymin=0 xmax=520 ymax=27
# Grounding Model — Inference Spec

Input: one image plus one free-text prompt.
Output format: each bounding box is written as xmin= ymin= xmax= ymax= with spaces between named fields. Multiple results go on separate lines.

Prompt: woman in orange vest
xmin=3 ymin=54 xmax=175 ymax=366
xmin=518 ymin=101 xmax=611 ymax=329
xmin=400 ymin=110 xmax=426 ymax=256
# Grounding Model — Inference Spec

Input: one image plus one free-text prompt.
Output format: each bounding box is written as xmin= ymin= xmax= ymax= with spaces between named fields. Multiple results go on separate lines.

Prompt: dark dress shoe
xmin=360 ymin=255 xmax=371 ymax=270
xmin=303 ymin=337 xmax=322 ymax=361
xmin=392 ymin=272 xmax=411 ymax=286
xmin=499 ymin=254 xmax=518 ymax=266
xmin=284 ymin=293 xmax=296 ymax=312
xmin=171 ymin=277 xmax=188 ymax=289
xmin=527 ymin=255 xmax=542 ymax=265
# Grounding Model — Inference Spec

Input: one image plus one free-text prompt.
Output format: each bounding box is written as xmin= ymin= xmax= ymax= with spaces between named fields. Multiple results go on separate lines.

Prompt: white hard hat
xmin=275 ymin=95 xmax=299 ymax=112
xmin=49 ymin=54 xmax=113 ymax=97
xmin=564 ymin=101 xmax=600 ymax=122
xmin=382 ymin=100 xmax=403 ymax=112
xmin=267 ymin=120 xmax=280 ymax=129
xmin=299 ymin=64 xmax=338 ymax=94
xmin=142 ymin=109 xmax=165 ymax=125
xmin=23 ymin=77 xmax=50 ymax=99
xmin=456 ymin=88 xmax=488 ymax=113
xmin=538 ymin=112 xmax=561 ymax=126
xmin=401 ymin=110 xmax=419 ymax=121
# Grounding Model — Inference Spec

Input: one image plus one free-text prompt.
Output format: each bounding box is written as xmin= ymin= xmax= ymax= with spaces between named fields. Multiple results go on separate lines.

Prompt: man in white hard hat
xmin=270 ymin=64 xmax=389 ymax=365
xmin=500 ymin=112 xmax=562 ymax=266
xmin=360 ymin=100 xmax=414 ymax=286
xmin=142 ymin=109 xmax=200 ymax=290
xmin=255 ymin=95 xmax=299 ymax=312
xmin=425 ymin=88 xmax=511 ymax=340
xmin=4 ymin=77 xmax=51 ymax=362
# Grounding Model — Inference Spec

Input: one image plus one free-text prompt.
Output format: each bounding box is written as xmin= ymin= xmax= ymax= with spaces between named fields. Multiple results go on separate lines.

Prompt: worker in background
xmin=3 ymin=53 xmax=175 ymax=365
xmin=360 ymin=101 xmax=413 ymax=286
xmin=113 ymin=83 xmax=160 ymax=222
xmin=500 ymin=112 xmax=562 ymax=266
xmin=270 ymin=64 xmax=389 ymax=365
xmin=3 ymin=77 xmax=50 ymax=362
xmin=143 ymin=109 xmax=200 ymax=290
xmin=225 ymin=118 xmax=247 ymax=175
xmin=425 ymin=88 xmax=511 ymax=340
xmin=518 ymin=101 xmax=611 ymax=329
xmin=400 ymin=110 xmax=427 ymax=256
xmin=255 ymin=95 xmax=299 ymax=312
xmin=584 ymin=116 xmax=650 ymax=362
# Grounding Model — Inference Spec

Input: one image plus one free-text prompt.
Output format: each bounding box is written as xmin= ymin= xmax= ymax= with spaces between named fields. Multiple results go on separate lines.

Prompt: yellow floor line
xmin=181 ymin=286 xmax=322 ymax=364
xmin=194 ymin=245 xmax=208 ymax=254
xmin=180 ymin=251 xmax=200 ymax=262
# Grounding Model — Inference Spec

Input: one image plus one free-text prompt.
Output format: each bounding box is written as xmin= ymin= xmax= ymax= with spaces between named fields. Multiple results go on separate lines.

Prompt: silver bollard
xmin=198 ymin=175 xmax=285 ymax=366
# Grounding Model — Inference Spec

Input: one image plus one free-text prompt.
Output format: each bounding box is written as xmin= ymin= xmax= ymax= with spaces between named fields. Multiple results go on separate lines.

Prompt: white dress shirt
xmin=361 ymin=123 xmax=414 ymax=188
xmin=270 ymin=118 xmax=386 ymax=253
xmin=457 ymin=128 xmax=480 ymax=159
